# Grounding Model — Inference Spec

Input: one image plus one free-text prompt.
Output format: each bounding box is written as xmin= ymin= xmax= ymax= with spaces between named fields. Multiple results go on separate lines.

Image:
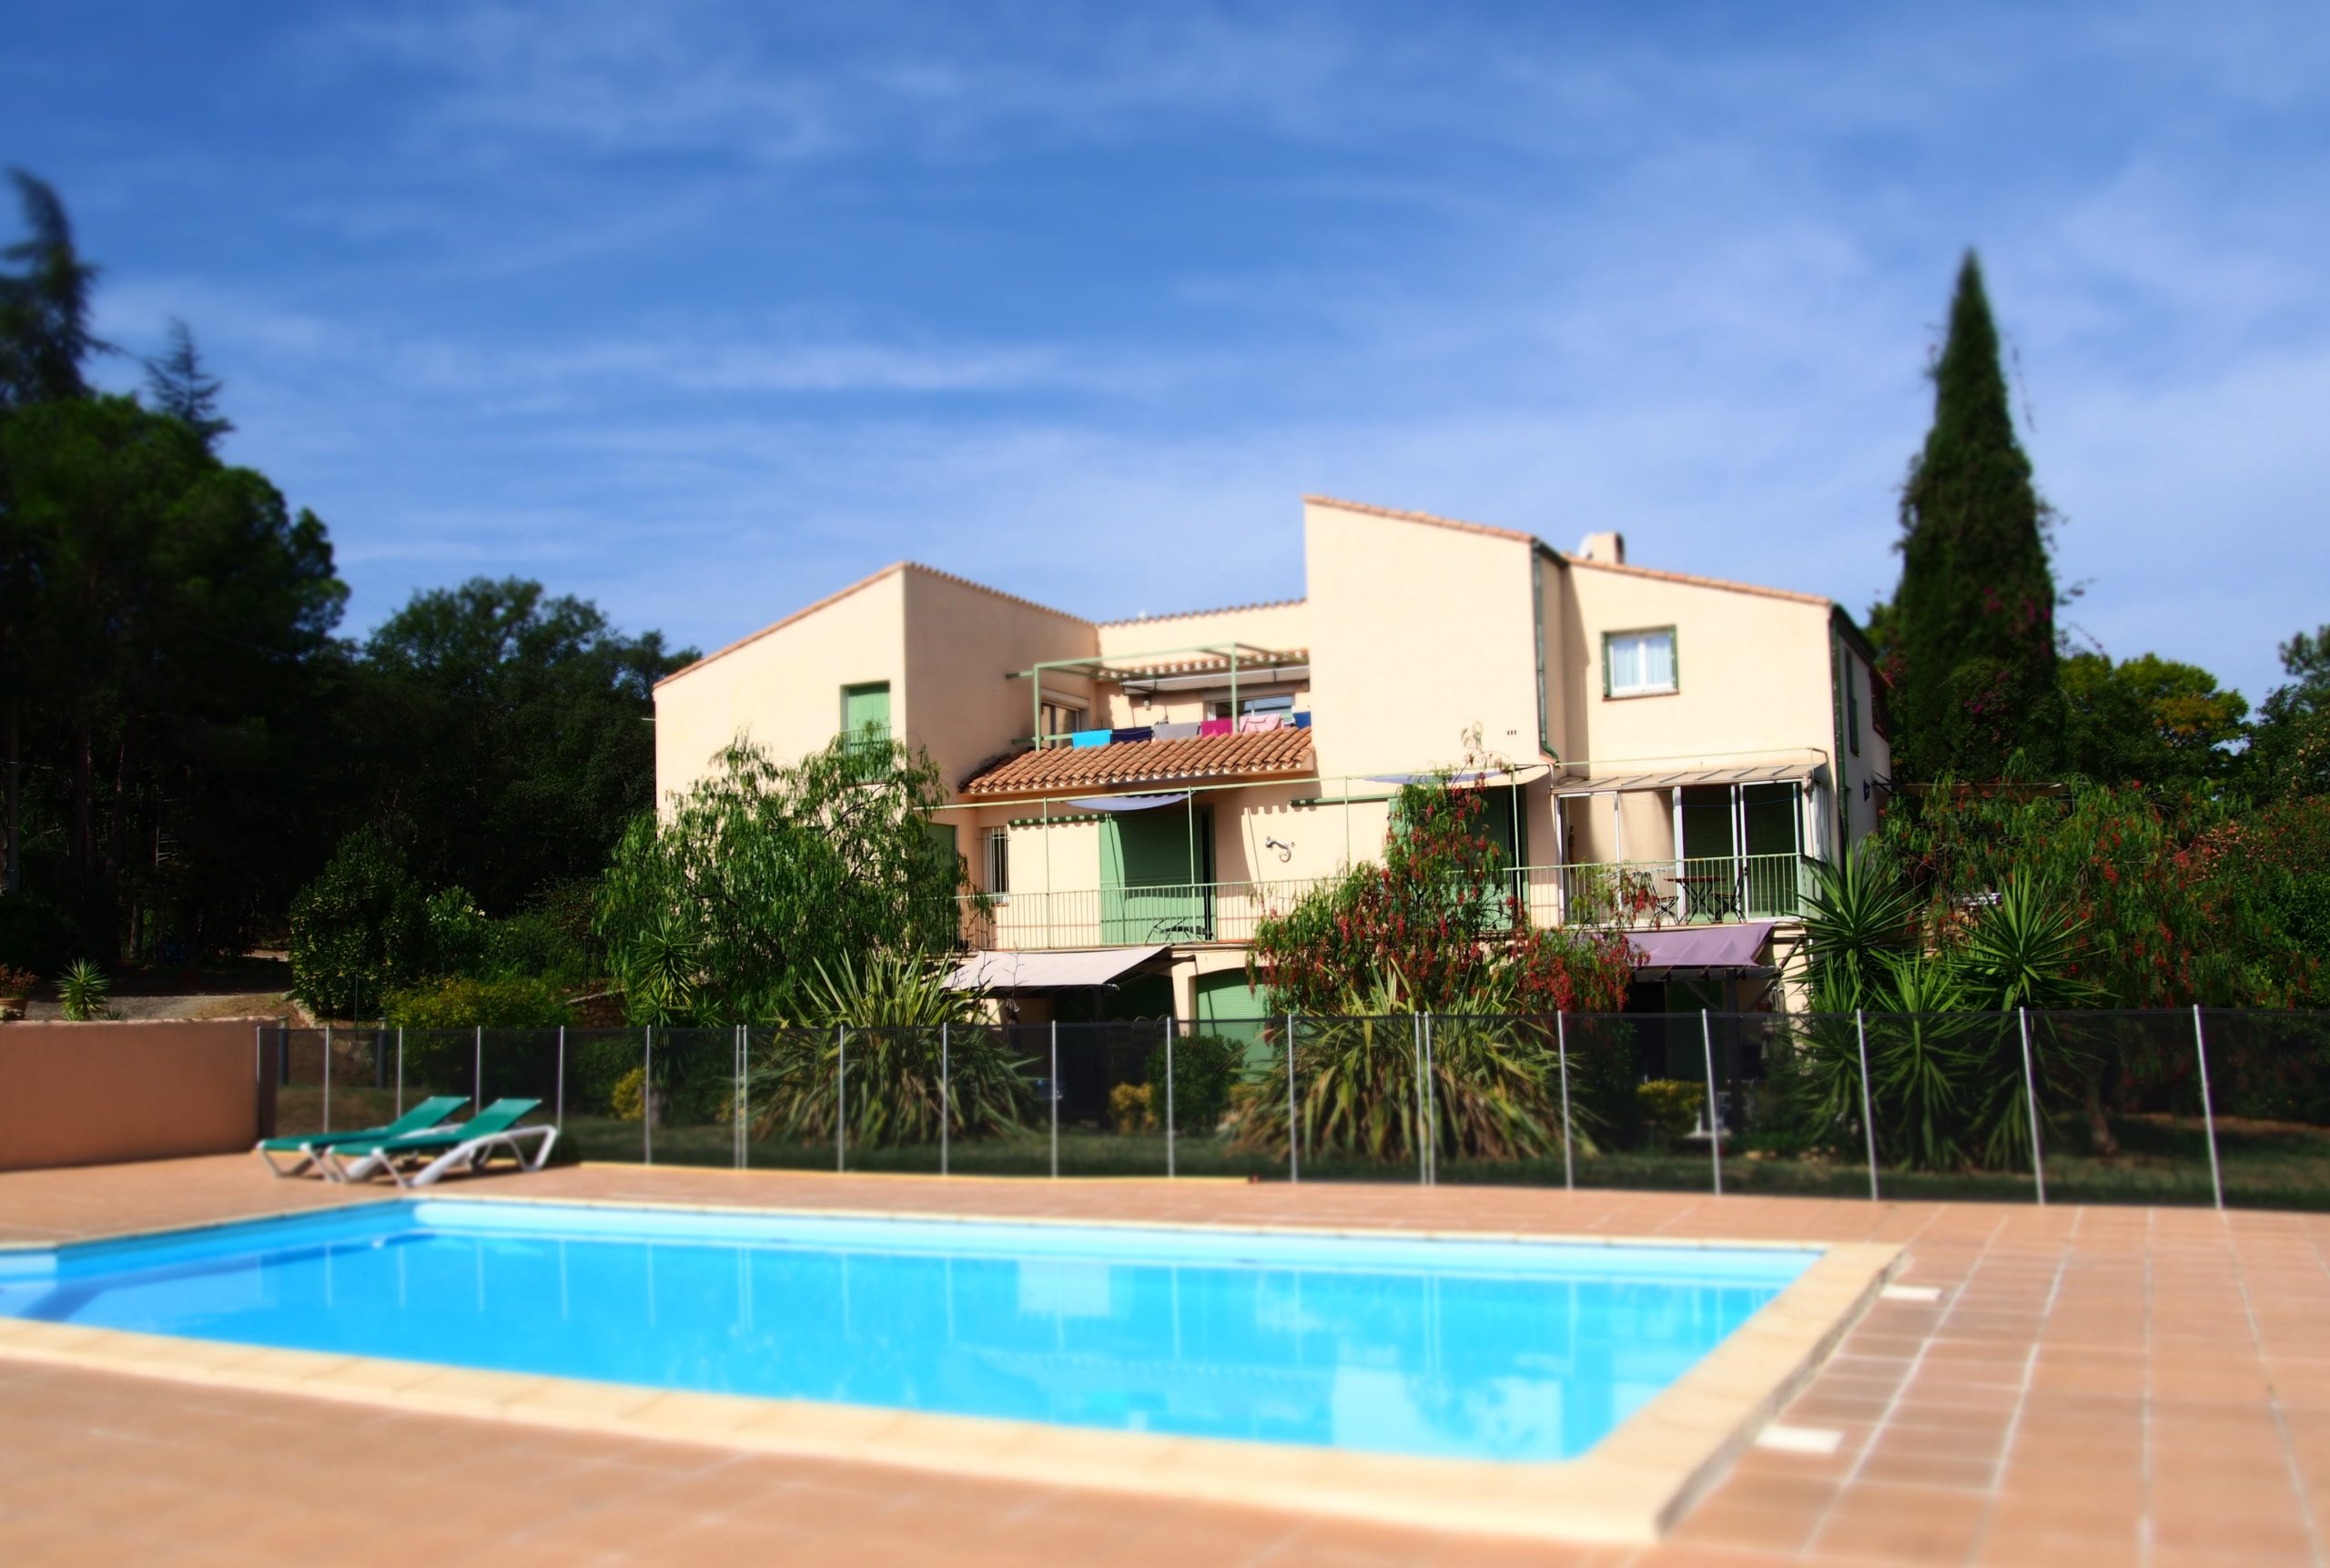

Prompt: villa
xmin=653 ymin=495 xmax=1891 ymax=1027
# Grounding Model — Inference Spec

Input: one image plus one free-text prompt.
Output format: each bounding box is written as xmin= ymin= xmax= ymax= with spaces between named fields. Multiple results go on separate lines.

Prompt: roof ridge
xmin=901 ymin=561 xmax=1092 ymax=625
xmin=1555 ymin=552 xmax=1831 ymax=607
xmin=655 ymin=561 xmax=909 ymax=689
xmin=1303 ymin=493 xmax=1538 ymax=545
xmin=1093 ymin=595 xmax=1307 ymax=629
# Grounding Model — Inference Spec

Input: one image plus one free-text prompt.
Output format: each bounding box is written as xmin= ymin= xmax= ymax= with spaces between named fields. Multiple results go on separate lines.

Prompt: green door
xmin=841 ymin=682 xmax=890 ymax=744
xmin=1741 ymin=783 xmax=1798 ymax=915
xmin=1101 ymin=807 xmax=1212 ymax=944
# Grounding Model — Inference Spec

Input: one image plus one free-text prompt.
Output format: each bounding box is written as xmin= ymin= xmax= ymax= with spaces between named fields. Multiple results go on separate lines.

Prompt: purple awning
xmin=1623 ymin=921 xmax=1777 ymax=977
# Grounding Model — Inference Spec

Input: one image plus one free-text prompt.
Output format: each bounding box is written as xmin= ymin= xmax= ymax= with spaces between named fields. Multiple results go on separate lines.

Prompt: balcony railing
xmin=957 ymin=853 xmax=1820 ymax=951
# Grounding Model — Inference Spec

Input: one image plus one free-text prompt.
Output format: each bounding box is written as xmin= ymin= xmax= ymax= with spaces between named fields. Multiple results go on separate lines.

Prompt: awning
xmin=1063 ymin=792 xmax=1189 ymax=813
xmin=1555 ymin=762 xmax=1818 ymax=795
xmin=945 ymin=946 xmax=1170 ymax=992
xmin=1365 ymin=769 xmax=1531 ymax=788
xmin=1625 ymin=922 xmax=1777 ymax=979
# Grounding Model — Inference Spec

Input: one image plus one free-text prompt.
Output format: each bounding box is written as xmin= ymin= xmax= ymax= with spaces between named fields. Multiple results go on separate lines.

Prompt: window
xmin=984 ymin=827 xmax=1010 ymax=899
xmin=1207 ymin=691 xmax=1295 ymax=720
xmin=1039 ymin=699 xmax=1085 ymax=740
xmin=1603 ymin=629 xmax=1677 ymax=697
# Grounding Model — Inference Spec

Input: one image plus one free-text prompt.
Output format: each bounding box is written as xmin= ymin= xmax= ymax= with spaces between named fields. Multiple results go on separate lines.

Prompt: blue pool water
xmin=0 ymin=1201 xmax=1813 ymax=1461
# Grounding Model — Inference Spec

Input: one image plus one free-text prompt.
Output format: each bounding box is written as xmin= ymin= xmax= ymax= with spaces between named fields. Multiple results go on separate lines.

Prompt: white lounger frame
xmin=322 ymin=1126 xmax=560 ymax=1189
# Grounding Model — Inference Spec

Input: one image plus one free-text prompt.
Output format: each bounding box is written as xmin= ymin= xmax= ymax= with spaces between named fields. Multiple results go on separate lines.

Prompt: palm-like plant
xmin=617 ymin=912 xmax=700 ymax=1025
xmin=745 ymin=949 xmax=1034 ymax=1148
xmin=1798 ymin=844 xmax=1918 ymax=1007
xmin=56 ymin=959 xmax=109 ymax=1021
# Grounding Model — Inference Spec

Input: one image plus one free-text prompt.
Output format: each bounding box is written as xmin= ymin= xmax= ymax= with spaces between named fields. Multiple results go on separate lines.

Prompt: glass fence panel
xmin=648 ymin=1027 xmax=740 ymax=1168
xmin=2014 ymin=1010 xmax=2217 ymax=1208
xmin=2198 ymin=1010 xmax=2330 ymax=1211
xmin=1048 ymin=1021 xmax=1170 ymax=1177
xmin=272 ymin=1027 xmax=327 ymax=1139
xmin=558 ymin=1028 xmax=647 ymax=1164
xmin=396 ymin=1027 xmax=477 ymax=1137
xmin=1842 ymin=1011 xmax=2036 ymax=1202
xmin=1285 ymin=1013 xmax=1428 ymax=1184
xmin=741 ymin=1026 xmax=843 ymax=1171
xmin=827 ymin=1026 xmax=948 ymax=1176
xmin=480 ymin=1028 xmax=564 ymax=1164
xmin=323 ymin=1027 xmax=394 ymax=1137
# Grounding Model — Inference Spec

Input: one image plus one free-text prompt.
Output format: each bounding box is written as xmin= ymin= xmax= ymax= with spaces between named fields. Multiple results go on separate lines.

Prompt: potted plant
xmin=0 ymin=965 xmax=33 ymax=1021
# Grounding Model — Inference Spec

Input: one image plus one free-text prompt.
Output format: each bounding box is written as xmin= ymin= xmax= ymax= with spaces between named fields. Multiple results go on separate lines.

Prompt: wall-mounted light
xmin=1263 ymin=836 xmax=1293 ymax=863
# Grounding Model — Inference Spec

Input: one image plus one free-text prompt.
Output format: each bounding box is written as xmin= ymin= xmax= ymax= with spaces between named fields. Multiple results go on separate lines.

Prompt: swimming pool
xmin=0 ymin=1199 xmax=1816 ymax=1463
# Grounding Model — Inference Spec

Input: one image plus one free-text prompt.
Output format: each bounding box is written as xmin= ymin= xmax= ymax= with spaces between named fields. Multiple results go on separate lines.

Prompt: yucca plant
xmin=56 ymin=960 xmax=111 ymax=1021
xmin=745 ymin=950 xmax=1035 ymax=1147
xmin=1231 ymin=971 xmax=1576 ymax=1163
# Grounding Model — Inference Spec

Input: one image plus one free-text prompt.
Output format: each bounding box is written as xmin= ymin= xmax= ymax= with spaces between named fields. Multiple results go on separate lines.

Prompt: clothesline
xmin=1063 ymin=712 xmax=1310 ymax=749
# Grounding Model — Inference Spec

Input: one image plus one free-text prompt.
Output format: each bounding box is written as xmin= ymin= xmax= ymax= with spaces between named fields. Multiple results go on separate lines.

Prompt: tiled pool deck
xmin=2 ymin=1159 xmax=2325 ymax=1567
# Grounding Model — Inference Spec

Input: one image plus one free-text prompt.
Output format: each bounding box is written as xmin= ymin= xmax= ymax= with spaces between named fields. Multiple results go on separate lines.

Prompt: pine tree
xmin=144 ymin=318 xmax=232 ymax=450
xmin=1892 ymin=252 xmax=2062 ymax=780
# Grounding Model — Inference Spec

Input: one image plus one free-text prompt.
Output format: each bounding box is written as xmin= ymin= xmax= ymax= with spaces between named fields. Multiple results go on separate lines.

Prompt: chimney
xmin=1577 ymin=531 xmax=1626 ymax=565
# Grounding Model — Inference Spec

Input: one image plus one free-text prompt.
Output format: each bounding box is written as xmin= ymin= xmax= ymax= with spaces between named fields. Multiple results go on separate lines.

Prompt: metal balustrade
xmin=954 ymin=853 xmax=1819 ymax=951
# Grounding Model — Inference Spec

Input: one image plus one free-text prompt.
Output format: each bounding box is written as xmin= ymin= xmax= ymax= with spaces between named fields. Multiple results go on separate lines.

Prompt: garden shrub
xmin=1147 ymin=1033 xmax=1241 ymax=1136
xmin=1636 ymin=1079 xmax=1706 ymax=1149
xmin=384 ymin=975 xmax=574 ymax=1028
xmin=1109 ymin=1082 xmax=1156 ymax=1133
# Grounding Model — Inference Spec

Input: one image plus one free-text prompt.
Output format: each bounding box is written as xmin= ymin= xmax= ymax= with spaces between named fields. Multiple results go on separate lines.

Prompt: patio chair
xmin=253 ymin=1096 xmax=471 ymax=1179
xmin=320 ymin=1098 xmax=558 ymax=1189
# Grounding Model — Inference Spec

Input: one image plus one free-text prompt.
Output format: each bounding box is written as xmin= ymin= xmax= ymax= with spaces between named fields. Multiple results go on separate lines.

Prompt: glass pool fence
xmin=262 ymin=1007 xmax=2330 ymax=1210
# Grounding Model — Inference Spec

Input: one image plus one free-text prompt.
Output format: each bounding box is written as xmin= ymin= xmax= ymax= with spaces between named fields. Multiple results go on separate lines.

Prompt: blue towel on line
xmin=1069 ymin=729 xmax=1112 ymax=748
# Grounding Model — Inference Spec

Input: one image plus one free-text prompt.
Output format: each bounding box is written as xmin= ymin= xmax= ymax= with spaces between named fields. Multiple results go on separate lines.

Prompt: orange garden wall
xmin=0 ymin=1020 xmax=273 ymax=1171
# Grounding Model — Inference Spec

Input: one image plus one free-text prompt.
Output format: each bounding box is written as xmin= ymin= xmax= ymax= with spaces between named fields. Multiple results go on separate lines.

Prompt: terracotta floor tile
xmin=8 ymin=1158 xmax=2330 ymax=1564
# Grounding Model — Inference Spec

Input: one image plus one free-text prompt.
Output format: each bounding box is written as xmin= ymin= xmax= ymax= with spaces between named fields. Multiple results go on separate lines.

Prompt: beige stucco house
xmin=653 ymin=496 xmax=1890 ymax=1029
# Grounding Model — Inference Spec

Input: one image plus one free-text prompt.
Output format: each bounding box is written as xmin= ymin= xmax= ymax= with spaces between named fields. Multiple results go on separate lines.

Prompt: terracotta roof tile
xmin=960 ymin=729 xmax=1314 ymax=798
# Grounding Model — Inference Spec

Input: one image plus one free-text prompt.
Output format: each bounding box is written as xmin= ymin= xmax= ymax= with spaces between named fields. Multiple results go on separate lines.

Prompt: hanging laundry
xmin=1198 ymin=718 xmax=1233 ymax=737
xmin=1109 ymin=726 xmax=1153 ymax=744
xmin=1069 ymin=729 xmax=1112 ymax=748
xmin=1238 ymin=713 xmax=1289 ymax=733
xmin=1150 ymin=722 xmax=1200 ymax=741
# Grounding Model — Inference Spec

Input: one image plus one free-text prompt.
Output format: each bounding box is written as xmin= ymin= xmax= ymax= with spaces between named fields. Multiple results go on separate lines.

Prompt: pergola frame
xmin=1008 ymin=642 xmax=1308 ymax=746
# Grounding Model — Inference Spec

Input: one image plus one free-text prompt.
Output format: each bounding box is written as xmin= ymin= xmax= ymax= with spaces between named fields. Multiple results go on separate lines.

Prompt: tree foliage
xmin=2061 ymin=651 xmax=2246 ymax=792
xmin=287 ymin=825 xmax=431 ymax=1017
xmin=142 ymin=319 xmax=232 ymax=450
xmin=596 ymin=733 xmax=971 ymax=1023
xmin=1891 ymin=253 xmax=2062 ymax=780
xmin=1246 ymin=778 xmax=1636 ymax=1016
xmin=350 ymin=577 xmax=694 ymax=911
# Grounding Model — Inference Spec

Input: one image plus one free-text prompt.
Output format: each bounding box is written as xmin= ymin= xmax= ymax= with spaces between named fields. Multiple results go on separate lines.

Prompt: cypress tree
xmin=1892 ymin=252 xmax=2062 ymax=779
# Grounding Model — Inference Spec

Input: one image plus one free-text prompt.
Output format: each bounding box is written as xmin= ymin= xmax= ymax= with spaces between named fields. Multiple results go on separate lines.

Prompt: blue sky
xmin=5 ymin=1 xmax=2325 ymax=701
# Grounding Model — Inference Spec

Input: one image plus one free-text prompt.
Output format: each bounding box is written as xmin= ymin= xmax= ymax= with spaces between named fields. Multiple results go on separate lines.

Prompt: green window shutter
xmin=841 ymin=682 xmax=891 ymax=740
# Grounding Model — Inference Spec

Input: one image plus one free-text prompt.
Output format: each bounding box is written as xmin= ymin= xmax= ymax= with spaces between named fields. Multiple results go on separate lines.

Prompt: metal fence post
xmin=1422 ymin=1011 xmax=1437 ymax=1186
xmin=643 ymin=1025 xmax=653 ymax=1166
xmin=396 ymin=1027 xmax=405 ymax=1118
xmin=836 ymin=1025 xmax=847 ymax=1174
xmin=734 ymin=1025 xmax=744 ymax=1170
xmin=1162 ymin=1016 xmax=1175 ymax=1180
xmin=1556 ymin=1011 xmax=1575 ymax=1192
xmin=1048 ymin=1020 xmax=1059 ymax=1180
xmin=737 ymin=1024 xmax=749 ymax=1170
xmin=1855 ymin=1010 xmax=1879 ymax=1202
xmin=2017 ymin=1007 xmax=2044 ymax=1206
xmin=553 ymin=1025 xmax=563 ymax=1128
xmin=473 ymin=1025 xmax=483 ymax=1108
xmin=1701 ymin=1010 xmax=1723 ymax=1198
xmin=322 ymin=1022 xmax=332 ymax=1134
xmin=1413 ymin=1013 xmax=1428 ymax=1187
xmin=2193 ymin=1005 xmax=2224 ymax=1211
xmin=939 ymin=1021 xmax=950 ymax=1179
xmin=1286 ymin=1010 xmax=1299 ymax=1185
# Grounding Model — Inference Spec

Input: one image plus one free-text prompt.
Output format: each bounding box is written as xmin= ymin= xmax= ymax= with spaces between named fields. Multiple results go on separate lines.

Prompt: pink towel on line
xmin=1238 ymin=713 xmax=1289 ymax=733
xmin=1198 ymin=718 xmax=1233 ymax=737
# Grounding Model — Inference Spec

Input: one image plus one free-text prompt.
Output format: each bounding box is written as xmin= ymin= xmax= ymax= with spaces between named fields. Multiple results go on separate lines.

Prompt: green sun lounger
xmin=320 ymin=1098 xmax=557 ymax=1189
xmin=254 ymin=1096 xmax=471 ymax=1179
